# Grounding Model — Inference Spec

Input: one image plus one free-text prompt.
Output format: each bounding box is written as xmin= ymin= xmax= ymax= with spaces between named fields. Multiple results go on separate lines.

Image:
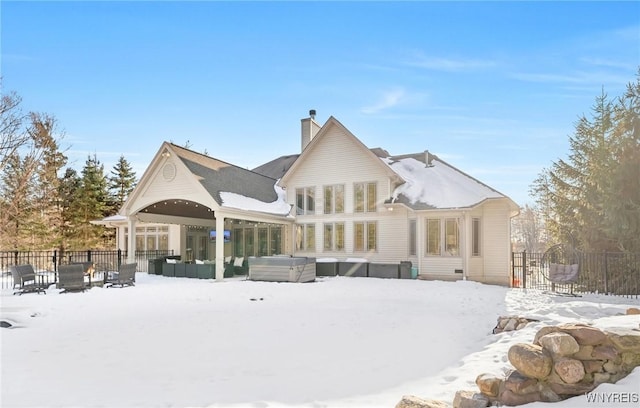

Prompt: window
xmin=296 ymin=187 xmax=315 ymax=215
xmin=258 ymin=228 xmax=269 ymax=256
xmin=324 ymin=223 xmax=333 ymax=250
xmin=426 ymin=218 xmax=460 ymax=256
xmin=234 ymin=228 xmax=244 ymax=257
xmin=426 ymin=219 xmax=441 ymax=255
xmin=472 ymin=218 xmax=481 ymax=256
xmin=367 ymin=222 xmax=377 ymax=251
xmin=367 ymin=183 xmax=377 ymax=212
xmin=409 ymin=219 xmax=417 ymax=256
xmin=270 ymin=226 xmax=282 ymax=255
xmin=324 ymin=184 xmax=345 ymax=214
xmin=126 ymin=225 xmax=169 ymax=251
xmin=445 ymin=218 xmax=459 ymax=256
xmin=323 ymin=222 xmax=345 ymax=251
xmin=354 ymin=182 xmax=377 ymax=213
xmin=335 ymin=223 xmax=345 ymax=251
xmin=354 ymin=221 xmax=377 ymax=252
xmin=296 ymin=223 xmax=315 ymax=251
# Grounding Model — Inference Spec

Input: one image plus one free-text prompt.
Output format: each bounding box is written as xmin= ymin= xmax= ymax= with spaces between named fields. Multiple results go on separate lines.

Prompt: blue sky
xmin=2 ymin=1 xmax=639 ymax=206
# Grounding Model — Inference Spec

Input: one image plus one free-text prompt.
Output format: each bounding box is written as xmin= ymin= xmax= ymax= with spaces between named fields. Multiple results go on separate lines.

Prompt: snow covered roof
xmin=382 ymin=153 xmax=506 ymax=209
xmin=170 ymin=144 xmax=291 ymax=216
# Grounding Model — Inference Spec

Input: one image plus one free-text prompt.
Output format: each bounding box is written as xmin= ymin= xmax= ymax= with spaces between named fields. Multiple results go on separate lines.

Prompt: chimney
xmin=425 ymin=150 xmax=434 ymax=167
xmin=301 ymin=109 xmax=321 ymax=152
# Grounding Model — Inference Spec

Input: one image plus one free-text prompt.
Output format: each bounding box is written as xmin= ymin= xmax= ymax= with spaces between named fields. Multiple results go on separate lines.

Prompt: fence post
xmin=522 ymin=250 xmax=527 ymax=289
xmin=117 ymin=249 xmax=122 ymax=268
xmin=52 ymin=250 xmax=57 ymax=272
xmin=87 ymin=249 xmax=92 ymax=263
xmin=603 ymin=251 xmax=609 ymax=295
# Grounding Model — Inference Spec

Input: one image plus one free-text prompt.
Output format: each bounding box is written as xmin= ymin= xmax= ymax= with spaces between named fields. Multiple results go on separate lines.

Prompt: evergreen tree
xmin=73 ymin=154 xmax=110 ymax=249
xmin=108 ymin=155 xmax=137 ymax=211
xmin=0 ymin=152 xmax=37 ymax=249
xmin=28 ymin=112 xmax=67 ymax=249
xmin=58 ymin=167 xmax=81 ymax=251
xmin=531 ymin=72 xmax=640 ymax=253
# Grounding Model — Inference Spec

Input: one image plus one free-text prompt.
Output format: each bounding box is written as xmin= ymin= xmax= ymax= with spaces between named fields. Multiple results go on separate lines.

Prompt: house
xmin=98 ymin=111 xmax=519 ymax=285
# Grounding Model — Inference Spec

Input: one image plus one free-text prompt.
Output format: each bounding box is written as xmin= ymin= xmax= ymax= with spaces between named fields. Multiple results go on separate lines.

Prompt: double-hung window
xmin=354 ymin=182 xmax=377 ymax=213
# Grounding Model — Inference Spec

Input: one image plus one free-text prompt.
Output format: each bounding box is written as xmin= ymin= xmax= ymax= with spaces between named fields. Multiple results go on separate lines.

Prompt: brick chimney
xmin=301 ymin=109 xmax=321 ymax=152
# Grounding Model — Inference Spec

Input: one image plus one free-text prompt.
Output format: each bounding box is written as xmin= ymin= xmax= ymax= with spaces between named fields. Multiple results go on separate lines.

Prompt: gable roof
xmin=381 ymin=152 xmax=515 ymax=210
xmin=279 ymin=116 xmax=403 ymax=185
xmin=169 ymin=144 xmax=291 ymax=215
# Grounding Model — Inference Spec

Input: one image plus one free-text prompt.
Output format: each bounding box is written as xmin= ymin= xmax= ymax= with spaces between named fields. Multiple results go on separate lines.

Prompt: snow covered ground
xmin=1 ymin=274 xmax=638 ymax=408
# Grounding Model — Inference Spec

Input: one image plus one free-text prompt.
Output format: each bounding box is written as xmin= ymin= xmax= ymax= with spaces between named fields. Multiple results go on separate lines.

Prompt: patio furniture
xmin=248 ymin=256 xmax=316 ymax=282
xmin=10 ymin=264 xmax=47 ymax=295
xmin=58 ymin=264 xmax=89 ymax=293
xmin=105 ymin=263 xmax=137 ymax=288
xmin=542 ymin=244 xmax=580 ymax=296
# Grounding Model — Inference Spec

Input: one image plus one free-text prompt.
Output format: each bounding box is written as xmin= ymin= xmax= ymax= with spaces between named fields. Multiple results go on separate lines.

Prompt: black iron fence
xmin=512 ymin=250 xmax=640 ymax=298
xmin=0 ymin=249 xmax=174 ymax=290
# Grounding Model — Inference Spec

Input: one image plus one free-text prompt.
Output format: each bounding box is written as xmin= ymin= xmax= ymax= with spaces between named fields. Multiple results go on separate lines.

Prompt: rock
xmin=553 ymin=357 xmax=585 ymax=384
xmin=626 ymin=307 xmax=640 ymax=315
xmin=573 ymin=345 xmax=595 ymax=360
xmin=504 ymin=318 xmax=518 ymax=332
xmin=606 ymin=328 xmax=640 ymax=353
xmin=621 ymin=351 xmax=640 ymax=369
xmin=593 ymin=372 xmax=611 ymax=385
xmin=538 ymin=387 xmax=562 ymax=403
xmin=499 ymin=390 xmax=541 ymax=406
xmin=548 ymin=380 xmax=595 ymax=396
xmin=582 ymin=360 xmax=604 ymax=374
xmin=503 ymin=370 xmax=540 ymax=395
xmin=592 ymin=345 xmax=619 ymax=360
xmin=452 ymin=390 xmax=489 ymax=408
xmin=603 ymin=360 xmax=620 ymax=374
xmin=559 ymin=324 xmax=607 ymax=346
xmin=534 ymin=326 xmax=562 ymax=345
xmin=539 ymin=332 xmax=580 ymax=356
xmin=515 ymin=322 xmax=528 ymax=330
xmin=395 ymin=395 xmax=450 ymax=408
xmin=475 ymin=373 xmax=502 ymax=397
xmin=508 ymin=344 xmax=553 ymax=380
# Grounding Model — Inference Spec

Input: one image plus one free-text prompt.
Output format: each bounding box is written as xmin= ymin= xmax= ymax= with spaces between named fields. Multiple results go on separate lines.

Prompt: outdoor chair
xmin=10 ymin=264 xmax=47 ymax=295
xmin=105 ymin=263 xmax=137 ymax=288
xmin=542 ymin=244 xmax=580 ymax=296
xmin=57 ymin=264 xmax=89 ymax=293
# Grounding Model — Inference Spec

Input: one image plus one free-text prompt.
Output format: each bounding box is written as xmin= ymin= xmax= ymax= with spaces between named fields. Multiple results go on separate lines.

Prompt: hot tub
xmin=248 ymin=256 xmax=316 ymax=283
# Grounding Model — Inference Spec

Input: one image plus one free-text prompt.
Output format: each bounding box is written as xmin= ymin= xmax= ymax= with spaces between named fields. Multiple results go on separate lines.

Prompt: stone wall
xmin=396 ymin=309 xmax=640 ymax=408
xmin=477 ymin=323 xmax=640 ymax=406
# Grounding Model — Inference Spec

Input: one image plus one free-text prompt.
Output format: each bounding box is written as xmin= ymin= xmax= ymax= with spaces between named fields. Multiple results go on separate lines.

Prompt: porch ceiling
xmin=140 ymin=200 xmax=215 ymax=220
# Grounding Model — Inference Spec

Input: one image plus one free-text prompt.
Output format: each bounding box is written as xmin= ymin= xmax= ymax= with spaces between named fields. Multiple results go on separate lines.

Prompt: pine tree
xmin=532 ymin=71 xmax=640 ymax=253
xmin=0 ymin=152 xmax=37 ymax=249
xmin=58 ymin=167 xmax=81 ymax=251
xmin=73 ymin=154 xmax=110 ymax=249
xmin=28 ymin=112 xmax=67 ymax=249
xmin=108 ymin=155 xmax=137 ymax=211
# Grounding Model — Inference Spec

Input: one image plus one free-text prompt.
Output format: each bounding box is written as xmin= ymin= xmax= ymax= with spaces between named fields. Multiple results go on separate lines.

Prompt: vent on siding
xmin=162 ymin=163 xmax=176 ymax=181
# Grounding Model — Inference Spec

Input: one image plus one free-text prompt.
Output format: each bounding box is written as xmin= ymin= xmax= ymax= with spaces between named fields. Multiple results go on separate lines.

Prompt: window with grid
xmin=354 ymin=182 xmax=377 ymax=213
xmin=324 ymin=184 xmax=345 ymax=214
xmin=354 ymin=221 xmax=377 ymax=252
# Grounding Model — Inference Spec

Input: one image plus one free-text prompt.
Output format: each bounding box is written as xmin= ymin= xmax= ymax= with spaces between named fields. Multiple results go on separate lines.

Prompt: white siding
xmin=134 ymin=158 xmax=214 ymax=213
xmin=480 ymin=199 xmax=512 ymax=286
xmin=285 ymin=123 xmax=409 ymax=263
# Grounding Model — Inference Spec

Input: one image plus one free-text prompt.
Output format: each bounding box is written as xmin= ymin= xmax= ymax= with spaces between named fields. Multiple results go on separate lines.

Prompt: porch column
xmin=127 ymin=217 xmax=136 ymax=264
xmin=215 ymin=214 xmax=225 ymax=282
xmin=463 ymin=212 xmax=471 ymax=281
